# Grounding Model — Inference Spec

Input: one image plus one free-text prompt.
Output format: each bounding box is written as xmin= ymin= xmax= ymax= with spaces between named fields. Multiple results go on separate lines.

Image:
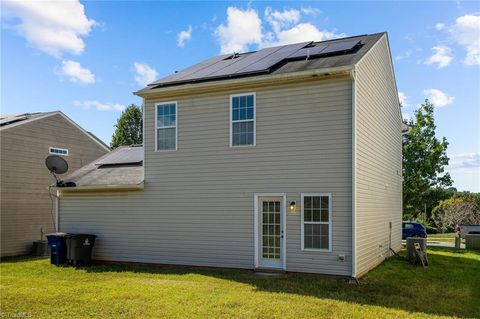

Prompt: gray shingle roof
xmin=64 ymin=145 xmax=144 ymax=188
xmin=136 ymin=33 xmax=385 ymax=94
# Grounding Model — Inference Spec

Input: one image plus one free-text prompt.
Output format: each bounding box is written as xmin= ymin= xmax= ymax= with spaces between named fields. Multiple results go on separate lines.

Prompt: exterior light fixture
xmin=289 ymin=201 xmax=296 ymax=212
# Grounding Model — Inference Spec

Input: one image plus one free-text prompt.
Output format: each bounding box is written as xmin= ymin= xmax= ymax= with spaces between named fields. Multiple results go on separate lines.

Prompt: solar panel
xmin=148 ymin=54 xmax=229 ymax=86
xmin=183 ymin=54 xmax=249 ymax=80
xmin=148 ymin=38 xmax=363 ymax=87
xmin=287 ymin=44 xmax=329 ymax=59
xmin=320 ymin=40 xmax=361 ymax=55
xmin=239 ymin=41 xmax=311 ymax=73
xmin=96 ymin=147 xmax=143 ymax=166
xmin=208 ymin=46 xmax=284 ymax=77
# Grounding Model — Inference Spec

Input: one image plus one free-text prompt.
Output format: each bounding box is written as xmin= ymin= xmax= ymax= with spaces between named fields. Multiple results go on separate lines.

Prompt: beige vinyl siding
xmin=59 ymin=77 xmax=353 ymax=275
xmin=354 ymin=35 xmax=403 ymax=277
xmin=0 ymin=114 xmax=108 ymax=257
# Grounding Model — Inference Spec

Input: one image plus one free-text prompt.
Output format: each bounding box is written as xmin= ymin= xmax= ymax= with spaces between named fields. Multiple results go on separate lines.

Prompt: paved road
xmin=402 ymin=240 xmax=465 ymax=249
xmin=427 ymin=241 xmax=465 ymax=249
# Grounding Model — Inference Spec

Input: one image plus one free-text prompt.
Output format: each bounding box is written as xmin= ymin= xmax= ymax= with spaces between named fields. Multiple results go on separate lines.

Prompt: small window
xmin=230 ymin=93 xmax=255 ymax=147
xmin=301 ymin=194 xmax=332 ymax=251
xmin=155 ymin=102 xmax=177 ymax=151
xmin=49 ymin=147 xmax=69 ymax=156
xmin=404 ymin=223 xmax=414 ymax=229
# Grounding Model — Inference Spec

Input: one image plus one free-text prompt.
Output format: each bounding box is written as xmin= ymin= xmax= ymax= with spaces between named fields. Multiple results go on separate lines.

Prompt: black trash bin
xmin=46 ymin=233 xmax=69 ymax=265
xmin=66 ymin=234 xmax=97 ymax=266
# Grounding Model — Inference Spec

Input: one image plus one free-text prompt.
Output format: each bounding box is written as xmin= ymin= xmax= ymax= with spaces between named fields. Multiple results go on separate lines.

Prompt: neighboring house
xmin=0 ymin=111 xmax=110 ymax=257
xmin=57 ymin=32 xmax=403 ymax=278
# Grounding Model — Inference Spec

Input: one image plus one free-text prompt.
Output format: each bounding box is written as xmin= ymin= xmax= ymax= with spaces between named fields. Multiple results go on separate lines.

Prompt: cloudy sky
xmin=1 ymin=1 xmax=479 ymax=191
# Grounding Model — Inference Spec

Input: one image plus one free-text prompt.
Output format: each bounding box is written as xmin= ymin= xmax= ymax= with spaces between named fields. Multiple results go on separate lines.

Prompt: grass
xmin=1 ymin=247 xmax=479 ymax=319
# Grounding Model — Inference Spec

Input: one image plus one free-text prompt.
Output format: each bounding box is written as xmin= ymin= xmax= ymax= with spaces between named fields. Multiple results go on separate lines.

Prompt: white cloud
xmin=214 ymin=7 xmax=263 ymax=54
xmin=423 ymin=88 xmax=455 ymax=107
xmin=450 ymin=14 xmax=480 ymax=65
xmin=448 ymin=152 xmax=480 ymax=171
xmin=177 ymin=25 xmax=192 ymax=48
xmin=300 ymin=7 xmax=321 ymax=16
xmin=447 ymin=152 xmax=480 ymax=192
xmin=263 ymin=7 xmax=344 ymax=47
xmin=265 ymin=7 xmax=301 ymax=31
xmin=435 ymin=23 xmax=446 ymax=31
xmin=214 ymin=6 xmax=341 ymax=54
xmin=424 ymin=46 xmax=453 ymax=68
xmin=57 ymin=60 xmax=95 ymax=84
xmin=266 ymin=23 xmax=344 ymax=47
xmin=398 ymin=91 xmax=410 ymax=107
xmin=133 ymin=62 xmax=158 ymax=86
xmin=73 ymin=100 xmax=125 ymax=112
xmin=2 ymin=0 xmax=96 ymax=57
xmin=395 ymin=49 xmax=412 ymax=61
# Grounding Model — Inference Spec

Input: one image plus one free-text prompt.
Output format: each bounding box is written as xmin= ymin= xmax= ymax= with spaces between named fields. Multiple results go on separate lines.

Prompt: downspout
xmin=55 ymin=190 xmax=59 ymax=232
xmin=350 ymin=68 xmax=357 ymax=281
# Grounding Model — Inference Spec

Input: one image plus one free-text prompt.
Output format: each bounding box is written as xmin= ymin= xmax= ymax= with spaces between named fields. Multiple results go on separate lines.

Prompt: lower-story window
xmin=301 ymin=193 xmax=332 ymax=251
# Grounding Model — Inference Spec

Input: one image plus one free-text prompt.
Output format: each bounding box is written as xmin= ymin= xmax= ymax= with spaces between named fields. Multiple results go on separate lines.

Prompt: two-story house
xmin=0 ymin=111 xmax=109 ymax=257
xmin=56 ymin=32 xmax=402 ymax=278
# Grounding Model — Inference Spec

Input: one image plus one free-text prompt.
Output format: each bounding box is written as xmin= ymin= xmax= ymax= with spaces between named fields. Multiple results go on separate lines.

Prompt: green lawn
xmin=1 ymin=247 xmax=479 ymax=319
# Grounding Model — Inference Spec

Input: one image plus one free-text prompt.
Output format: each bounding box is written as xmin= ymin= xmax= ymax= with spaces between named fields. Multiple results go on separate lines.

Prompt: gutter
xmin=55 ymin=182 xmax=145 ymax=194
xmin=134 ymin=65 xmax=354 ymax=99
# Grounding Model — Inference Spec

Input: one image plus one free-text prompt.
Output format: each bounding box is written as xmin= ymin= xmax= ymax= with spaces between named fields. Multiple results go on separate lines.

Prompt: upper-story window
xmin=230 ymin=93 xmax=255 ymax=147
xmin=49 ymin=147 xmax=69 ymax=156
xmin=156 ymin=102 xmax=177 ymax=151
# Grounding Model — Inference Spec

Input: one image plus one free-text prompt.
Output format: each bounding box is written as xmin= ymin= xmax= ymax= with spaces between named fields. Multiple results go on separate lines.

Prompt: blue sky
xmin=1 ymin=1 xmax=479 ymax=191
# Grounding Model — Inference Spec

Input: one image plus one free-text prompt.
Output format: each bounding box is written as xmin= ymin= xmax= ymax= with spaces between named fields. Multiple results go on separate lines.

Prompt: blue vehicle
xmin=402 ymin=222 xmax=427 ymax=239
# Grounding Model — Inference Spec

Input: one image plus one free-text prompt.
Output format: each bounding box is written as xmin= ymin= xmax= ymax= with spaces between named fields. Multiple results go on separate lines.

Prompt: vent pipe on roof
xmin=306 ymin=49 xmax=310 ymax=61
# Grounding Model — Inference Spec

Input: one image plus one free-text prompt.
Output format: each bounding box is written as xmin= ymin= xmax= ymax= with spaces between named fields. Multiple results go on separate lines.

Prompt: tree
xmin=111 ymin=104 xmax=143 ymax=149
xmin=432 ymin=193 xmax=480 ymax=232
xmin=403 ymin=99 xmax=452 ymax=219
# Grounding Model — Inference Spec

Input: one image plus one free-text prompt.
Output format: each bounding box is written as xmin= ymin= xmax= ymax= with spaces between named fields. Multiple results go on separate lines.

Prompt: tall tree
xmin=403 ymin=99 xmax=452 ymax=219
xmin=111 ymin=104 xmax=143 ymax=149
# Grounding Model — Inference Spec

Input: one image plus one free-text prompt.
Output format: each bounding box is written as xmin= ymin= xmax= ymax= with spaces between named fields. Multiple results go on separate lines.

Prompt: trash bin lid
xmin=70 ymin=234 xmax=97 ymax=238
xmin=46 ymin=232 xmax=69 ymax=237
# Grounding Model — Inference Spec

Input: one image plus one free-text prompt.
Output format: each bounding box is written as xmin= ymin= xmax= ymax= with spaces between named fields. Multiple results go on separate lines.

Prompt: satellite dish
xmin=45 ymin=155 xmax=70 ymax=187
xmin=45 ymin=155 xmax=68 ymax=174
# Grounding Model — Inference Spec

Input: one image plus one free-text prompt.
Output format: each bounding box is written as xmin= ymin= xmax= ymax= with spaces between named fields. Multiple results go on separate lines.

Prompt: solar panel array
xmin=149 ymin=39 xmax=362 ymax=87
xmin=96 ymin=146 xmax=144 ymax=166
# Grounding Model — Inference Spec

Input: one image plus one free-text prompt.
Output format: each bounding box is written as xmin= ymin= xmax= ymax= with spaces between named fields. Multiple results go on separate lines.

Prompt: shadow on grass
xmin=0 ymin=255 xmax=49 ymax=263
xmin=82 ymin=247 xmax=480 ymax=318
xmin=3 ymin=248 xmax=479 ymax=318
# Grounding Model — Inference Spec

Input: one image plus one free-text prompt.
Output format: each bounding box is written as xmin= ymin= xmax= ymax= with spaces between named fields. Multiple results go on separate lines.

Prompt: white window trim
xmin=155 ymin=101 xmax=178 ymax=152
xmin=301 ymin=193 xmax=333 ymax=252
xmin=49 ymin=147 xmax=69 ymax=156
xmin=229 ymin=92 xmax=256 ymax=148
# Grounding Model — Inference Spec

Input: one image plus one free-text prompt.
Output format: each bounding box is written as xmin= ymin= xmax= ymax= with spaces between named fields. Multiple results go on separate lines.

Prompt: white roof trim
xmin=57 ymin=182 xmax=145 ymax=193
xmin=135 ymin=65 xmax=353 ymax=98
